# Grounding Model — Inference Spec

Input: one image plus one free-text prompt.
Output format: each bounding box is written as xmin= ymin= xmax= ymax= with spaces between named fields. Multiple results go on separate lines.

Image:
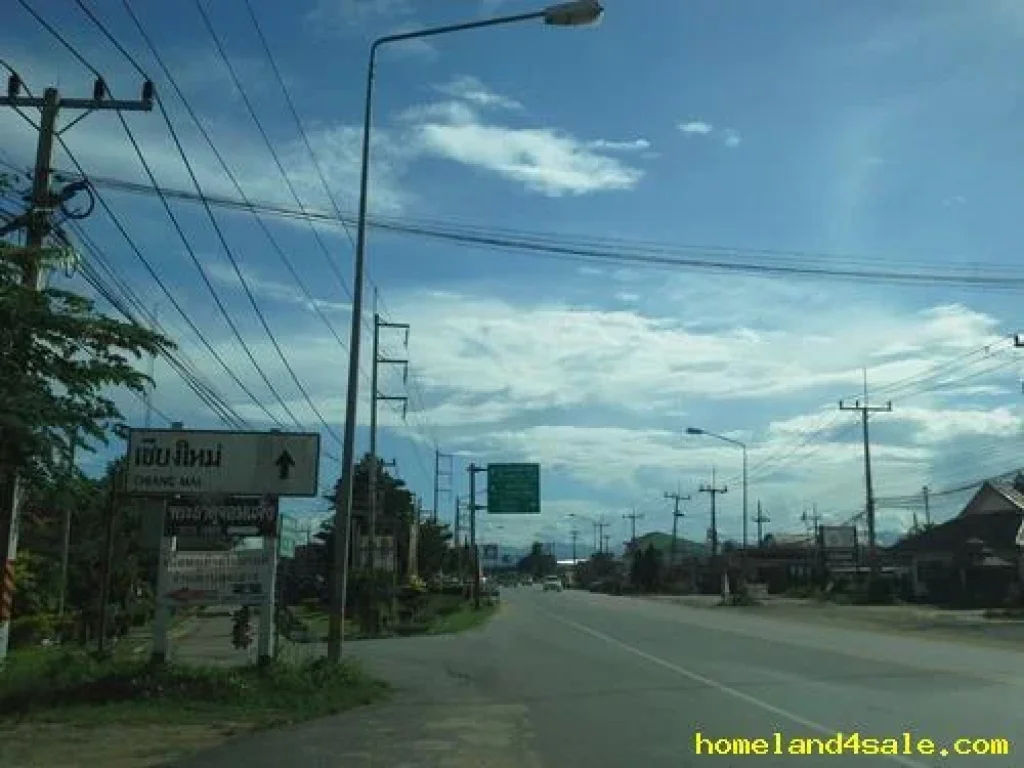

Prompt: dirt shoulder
xmin=644 ymin=594 xmax=1024 ymax=650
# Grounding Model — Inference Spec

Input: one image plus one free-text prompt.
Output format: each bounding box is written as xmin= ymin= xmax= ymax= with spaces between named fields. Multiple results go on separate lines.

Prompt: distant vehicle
xmin=542 ymin=576 xmax=563 ymax=592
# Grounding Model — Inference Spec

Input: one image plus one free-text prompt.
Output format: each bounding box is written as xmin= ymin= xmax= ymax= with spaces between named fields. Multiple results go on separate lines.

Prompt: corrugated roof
xmin=891 ymin=509 xmax=1022 ymax=555
xmin=992 ymin=483 xmax=1024 ymax=511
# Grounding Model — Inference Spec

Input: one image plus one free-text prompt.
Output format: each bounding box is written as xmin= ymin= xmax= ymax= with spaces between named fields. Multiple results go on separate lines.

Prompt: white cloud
xmin=307 ymin=0 xmax=413 ymax=29
xmin=435 ymin=76 xmax=523 ymax=111
xmin=416 ymin=123 xmax=644 ymax=196
xmin=722 ymin=128 xmax=742 ymax=148
xmin=587 ymin=139 xmax=652 ymax=152
xmin=678 ymin=121 xmax=714 ymax=135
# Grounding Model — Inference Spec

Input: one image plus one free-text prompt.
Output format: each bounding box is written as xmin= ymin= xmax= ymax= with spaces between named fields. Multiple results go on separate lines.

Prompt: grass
xmin=427 ymin=601 xmax=499 ymax=635
xmin=290 ymin=594 xmax=499 ymax=641
xmin=0 ymin=645 xmax=387 ymax=767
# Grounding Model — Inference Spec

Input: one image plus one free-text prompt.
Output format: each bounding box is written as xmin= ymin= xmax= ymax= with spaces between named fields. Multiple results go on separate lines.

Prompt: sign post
xmin=127 ymin=429 xmax=320 ymax=498
xmin=126 ymin=428 xmax=320 ymax=664
xmin=486 ymin=463 xmax=541 ymax=516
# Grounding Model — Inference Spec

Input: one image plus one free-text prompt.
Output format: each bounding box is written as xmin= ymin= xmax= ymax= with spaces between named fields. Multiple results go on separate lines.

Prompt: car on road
xmin=542 ymin=576 xmax=563 ymax=592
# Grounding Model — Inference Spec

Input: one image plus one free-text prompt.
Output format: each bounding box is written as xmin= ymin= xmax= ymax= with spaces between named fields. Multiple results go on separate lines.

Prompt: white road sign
xmin=159 ymin=550 xmax=272 ymax=607
xmin=127 ymin=429 xmax=320 ymax=497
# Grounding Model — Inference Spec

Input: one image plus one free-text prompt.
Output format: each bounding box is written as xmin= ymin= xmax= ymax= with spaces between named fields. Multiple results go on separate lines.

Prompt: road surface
xmin=177 ymin=588 xmax=1022 ymax=767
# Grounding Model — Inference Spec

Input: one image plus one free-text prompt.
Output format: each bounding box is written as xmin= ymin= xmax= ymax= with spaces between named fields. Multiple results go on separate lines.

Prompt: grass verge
xmin=0 ymin=646 xmax=387 ymax=767
xmin=428 ymin=601 xmax=499 ymax=635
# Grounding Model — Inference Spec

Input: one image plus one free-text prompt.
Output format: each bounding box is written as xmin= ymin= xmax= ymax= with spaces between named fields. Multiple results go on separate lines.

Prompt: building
xmin=889 ymin=481 xmax=1024 ymax=605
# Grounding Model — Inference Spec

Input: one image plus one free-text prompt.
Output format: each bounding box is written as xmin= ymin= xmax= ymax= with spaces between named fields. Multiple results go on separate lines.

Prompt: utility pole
xmin=753 ymin=501 xmax=769 ymax=547
xmin=433 ymin=449 xmax=453 ymax=525
xmin=367 ymin=304 xmax=407 ymax=631
xmin=0 ymin=77 xmax=153 ymax=662
xmin=56 ymin=430 xmax=78 ymax=618
xmin=467 ymin=464 xmax=487 ymax=609
xmin=97 ymin=466 xmax=123 ymax=656
xmin=596 ymin=520 xmax=609 ymax=554
xmin=623 ymin=509 xmax=644 ymax=549
xmin=664 ymin=491 xmax=691 ymax=568
xmin=839 ymin=373 xmax=892 ymax=581
xmin=570 ymin=528 xmax=579 ymax=562
xmin=922 ymin=485 xmax=931 ymax=527
xmin=698 ymin=470 xmax=727 ymax=558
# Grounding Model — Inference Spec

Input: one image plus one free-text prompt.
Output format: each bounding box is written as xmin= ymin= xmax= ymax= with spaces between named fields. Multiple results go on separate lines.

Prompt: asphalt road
xmin=177 ymin=588 xmax=1023 ymax=767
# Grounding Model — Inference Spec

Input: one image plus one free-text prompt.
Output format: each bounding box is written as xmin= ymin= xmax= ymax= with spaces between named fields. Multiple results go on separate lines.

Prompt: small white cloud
xmin=616 ymin=292 xmax=640 ymax=303
xmin=307 ymin=0 xmax=412 ymax=28
xmin=416 ymin=123 xmax=644 ymax=196
xmin=587 ymin=139 xmax=652 ymax=152
xmin=722 ymin=128 xmax=742 ymax=148
xmin=678 ymin=120 xmax=713 ymax=135
xmin=435 ymin=76 xmax=522 ymax=111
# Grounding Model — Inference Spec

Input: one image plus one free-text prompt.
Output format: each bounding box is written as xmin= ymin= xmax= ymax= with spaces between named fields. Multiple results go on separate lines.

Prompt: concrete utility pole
xmin=623 ymin=509 xmax=644 ymax=549
xmin=56 ymin=431 xmax=78 ymax=618
xmin=839 ymin=373 xmax=892 ymax=581
xmin=433 ymin=449 xmax=453 ymax=525
xmin=0 ymin=77 xmax=153 ymax=661
xmin=664 ymin=491 xmax=691 ymax=568
xmin=467 ymin=464 xmax=487 ymax=609
xmin=698 ymin=470 xmax=727 ymax=558
xmin=369 ymin=305 xmax=408 ymax=567
xmin=753 ymin=501 xmax=769 ymax=547
xmin=97 ymin=466 xmax=124 ymax=656
xmin=367 ymin=305 xmax=407 ymax=631
xmin=922 ymin=485 xmax=931 ymax=527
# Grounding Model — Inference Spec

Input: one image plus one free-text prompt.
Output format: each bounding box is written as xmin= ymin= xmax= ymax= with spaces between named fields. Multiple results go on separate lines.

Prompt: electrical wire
xmin=80 ymin=0 xmax=344 ymax=447
xmin=65 ymin=172 xmax=1024 ymax=293
xmin=41 ymin=0 xmax=317 ymax=433
xmin=199 ymin=0 xmax=357 ymax=302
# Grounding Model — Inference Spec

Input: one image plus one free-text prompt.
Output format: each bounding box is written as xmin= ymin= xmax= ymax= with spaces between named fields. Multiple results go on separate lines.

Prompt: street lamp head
xmin=543 ymin=0 xmax=604 ymax=26
xmin=685 ymin=427 xmax=704 ymax=435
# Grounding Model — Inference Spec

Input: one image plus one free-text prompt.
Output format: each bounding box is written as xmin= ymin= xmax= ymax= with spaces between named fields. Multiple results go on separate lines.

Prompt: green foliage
xmin=316 ymin=453 xmax=416 ymax=574
xmin=13 ymin=464 xmax=156 ymax=645
xmin=0 ymin=248 xmax=172 ymax=485
xmin=517 ymin=542 xmax=556 ymax=578
xmin=629 ymin=543 xmax=664 ymax=592
xmin=0 ymin=648 xmax=386 ymax=725
xmin=575 ymin=552 xmax=619 ymax=587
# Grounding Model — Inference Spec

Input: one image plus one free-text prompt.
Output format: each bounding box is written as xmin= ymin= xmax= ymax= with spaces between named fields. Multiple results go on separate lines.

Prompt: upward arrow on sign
xmin=275 ymin=450 xmax=296 ymax=480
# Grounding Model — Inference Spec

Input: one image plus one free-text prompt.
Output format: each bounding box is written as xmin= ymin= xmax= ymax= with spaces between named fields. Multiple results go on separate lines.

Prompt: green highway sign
xmin=487 ymin=463 xmax=540 ymax=515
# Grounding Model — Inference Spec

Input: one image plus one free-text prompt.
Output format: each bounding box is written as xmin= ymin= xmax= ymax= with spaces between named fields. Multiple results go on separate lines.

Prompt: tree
xmin=315 ymin=454 xmax=417 ymax=576
xmin=630 ymin=544 xmax=663 ymax=592
xmin=517 ymin=542 xmax=557 ymax=579
xmin=575 ymin=552 xmax=618 ymax=587
xmin=0 ymin=238 xmax=171 ymax=488
xmin=416 ymin=519 xmax=453 ymax=577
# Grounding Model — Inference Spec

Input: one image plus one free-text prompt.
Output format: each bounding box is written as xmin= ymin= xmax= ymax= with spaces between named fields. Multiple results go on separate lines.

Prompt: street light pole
xmin=687 ymin=427 xmax=749 ymax=579
xmin=326 ymin=0 xmax=605 ymax=665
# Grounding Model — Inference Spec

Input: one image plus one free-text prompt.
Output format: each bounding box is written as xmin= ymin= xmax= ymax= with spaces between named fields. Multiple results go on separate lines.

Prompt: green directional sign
xmin=278 ymin=514 xmax=307 ymax=558
xmin=487 ymin=463 xmax=540 ymax=515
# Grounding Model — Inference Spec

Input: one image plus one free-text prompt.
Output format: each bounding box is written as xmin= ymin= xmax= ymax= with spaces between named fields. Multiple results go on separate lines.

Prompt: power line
xmin=60 ymin=173 xmax=1024 ymax=293
xmin=17 ymin=2 xmax=293 ymax=432
xmin=88 ymin=0 xmax=344 ymax=446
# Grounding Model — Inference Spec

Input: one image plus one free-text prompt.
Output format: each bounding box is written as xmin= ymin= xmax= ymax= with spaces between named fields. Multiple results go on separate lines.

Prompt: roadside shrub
xmin=9 ymin=613 xmax=58 ymax=648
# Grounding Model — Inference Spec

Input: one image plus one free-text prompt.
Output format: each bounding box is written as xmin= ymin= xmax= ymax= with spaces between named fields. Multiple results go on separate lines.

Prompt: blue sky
xmin=3 ymin=0 xmax=1024 ymax=551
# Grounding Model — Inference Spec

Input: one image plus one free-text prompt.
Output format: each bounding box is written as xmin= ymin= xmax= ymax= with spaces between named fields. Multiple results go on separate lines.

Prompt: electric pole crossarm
xmin=0 ymin=96 xmax=153 ymax=111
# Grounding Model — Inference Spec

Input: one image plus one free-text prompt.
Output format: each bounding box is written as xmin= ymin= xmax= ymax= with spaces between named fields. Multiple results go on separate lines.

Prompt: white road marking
xmin=542 ymin=610 xmax=934 ymax=768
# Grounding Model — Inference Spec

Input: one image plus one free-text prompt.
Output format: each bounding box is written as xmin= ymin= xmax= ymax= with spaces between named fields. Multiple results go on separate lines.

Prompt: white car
xmin=542 ymin=576 xmax=563 ymax=592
